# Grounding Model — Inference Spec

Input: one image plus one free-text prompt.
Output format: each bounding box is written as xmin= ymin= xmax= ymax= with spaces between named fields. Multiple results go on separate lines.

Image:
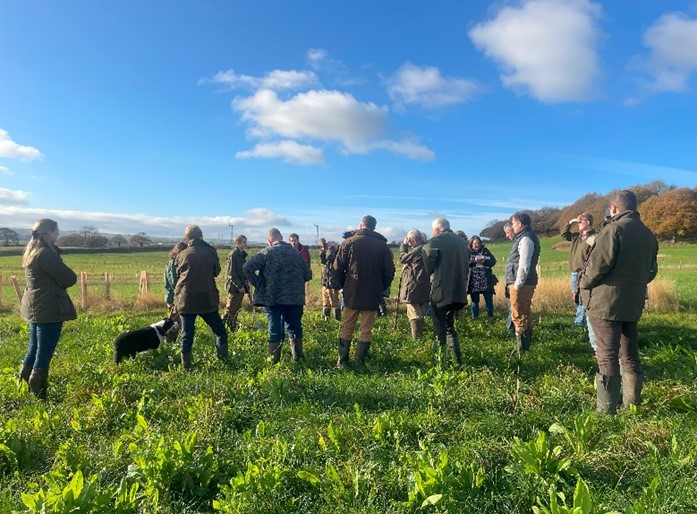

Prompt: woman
xmin=19 ymin=219 xmax=77 ymax=399
xmin=164 ymin=241 xmax=187 ymax=341
xmin=399 ymin=229 xmax=430 ymax=340
xmin=467 ymin=235 xmax=497 ymax=319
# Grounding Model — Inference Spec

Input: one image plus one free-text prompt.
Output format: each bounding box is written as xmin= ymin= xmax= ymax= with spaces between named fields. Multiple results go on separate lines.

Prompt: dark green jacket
xmin=422 ymin=230 xmax=470 ymax=308
xmin=580 ymin=211 xmax=658 ymax=322
xmin=399 ymin=243 xmax=430 ymax=304
xmin=20 ymin=246 xmax=77 ymax=323
xmin=174 ymin=238 xmax=221 ymax=314
xmin=334 ymin=229 xmax=395 ymax=310
xmin=225 ymin=247 xmax=248 ymax=294
xmin=164 ymin=257 xmax=177 ymax=306
xmin=562 ymin=224 xmax=596 ymax=272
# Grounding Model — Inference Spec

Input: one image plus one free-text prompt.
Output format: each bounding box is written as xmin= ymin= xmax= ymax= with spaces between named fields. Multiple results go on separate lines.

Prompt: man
xmin=174 ymin=225 xmax=228 ymax=370
xmin=333 ymin=215 xmax=395 ymax=367
xmin=502 ymin=222 xmax=515 ymax=334
xmin=562 ymin=213 xmax=598 ymax=351
xmin=505 ymin=212 xmax=541 ymax=353
xmin=222 ymin=234 xmax=249 ymax=332
xmin=243 ymin=228 xmax=312 ymax=363
xmin=319 ymin=238 xmax=342 ymax=321
xmin=422 ymin=218 xmax=469 ymax=364
xmin=580 ymin=190 xmax=658 ymax=414
xmin=399 ymin=230 xmax=430 ymax=340
xmin=289 ymin=233 xmax=310 ymax=265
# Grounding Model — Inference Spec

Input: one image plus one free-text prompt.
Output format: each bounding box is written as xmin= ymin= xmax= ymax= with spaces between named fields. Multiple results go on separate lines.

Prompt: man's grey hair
xmin=432 ymin=217 xmax=450 ymax=232
xmin=267 ymin=228 xmax=283 ymax=242
xmin=406 ymin=229 xmax=424 ymax=242
xmin=503 ymin=222 xmax=513 ymax=231
xmin=361 ymin=215 xmax=377 ymax=230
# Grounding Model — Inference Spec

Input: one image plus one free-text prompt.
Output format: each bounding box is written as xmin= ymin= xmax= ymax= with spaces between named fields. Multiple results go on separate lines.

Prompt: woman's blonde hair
xmin=22 ymin=218 xmax=58 ymax=267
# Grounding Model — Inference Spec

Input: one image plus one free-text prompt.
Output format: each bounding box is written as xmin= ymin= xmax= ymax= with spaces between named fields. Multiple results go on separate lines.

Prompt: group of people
xmin=16 ymin=189 xmax=658 ymax=415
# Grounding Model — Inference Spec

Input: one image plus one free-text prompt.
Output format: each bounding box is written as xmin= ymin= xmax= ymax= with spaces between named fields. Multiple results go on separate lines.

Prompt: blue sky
xmin=1 ymin=1 xmax=696 ymax=244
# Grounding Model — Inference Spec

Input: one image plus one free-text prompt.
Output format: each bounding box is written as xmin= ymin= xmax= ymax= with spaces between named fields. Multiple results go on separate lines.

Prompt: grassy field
xmin=0 ymin=242 xmax=696 ymax=513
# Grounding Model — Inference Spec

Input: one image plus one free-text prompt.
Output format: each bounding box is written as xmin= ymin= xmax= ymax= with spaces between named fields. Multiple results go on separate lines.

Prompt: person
xmin=399 ymin=229 xmax=430 ymax=340
xmin=243 ymin=228 xmax=312 ymax=363
xmin=19 ymin=219 xmax=77 ymax=399
xmin=502 ymin=222 xmax=515 ymax=334
xmin=422 ymin=218 xmax=470 ymax=364
xmin=174 ymin=225 xmax=228 ymax=369
xmin=505 ymin=212 xmax=541 ymax=353
xmin=333 ymin=215 xmax=395 ymax=368
xmin=319 ymin=238 xmax=342 ymax=321
xmin=467 ymin=236 xmax=497 ymax=319
xmin=223 ymin=235 xmax=249 ymax=332
xmin=455 ymin=230 xmax=469 ymax=247
xmin=580 ymin=190 xmax=658 ymax=414
xmin=562 ymin=214 xmax=596 ymax=325
xmin=288 ymin=233 xmax=310 ymax=265
xmin=164 ymin=241 xmax=187 ymax=342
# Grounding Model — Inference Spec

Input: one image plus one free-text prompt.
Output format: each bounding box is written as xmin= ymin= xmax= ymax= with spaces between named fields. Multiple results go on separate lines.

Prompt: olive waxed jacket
xmin=225 ymin=247 xmax=248 ymax=294
xmin=399 ymin=243 xmax=430 ymax=304
xmin=422 ymin=230 xmax=470 ymax=309
xmin=20 ymin=245 xmax=78 ymax=323
xmin=562 ymin=224 xmax=596 ymax=272
xmin=174 ymin=238 xmax=221 ymax=314
xmin=334 ymin=229 xmax=395 ymax=311
xmin=580 ymin=210 xmax=658 ymax=322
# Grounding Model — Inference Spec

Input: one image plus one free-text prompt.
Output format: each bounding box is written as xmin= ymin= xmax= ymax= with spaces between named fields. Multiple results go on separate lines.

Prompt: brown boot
xmin=18 ymin=364 xmax=32 ymax=386
xmin=28 ymin=368 xmax=48 ymax=400
xmin=289 ymin=338 xmax=304 ymax=361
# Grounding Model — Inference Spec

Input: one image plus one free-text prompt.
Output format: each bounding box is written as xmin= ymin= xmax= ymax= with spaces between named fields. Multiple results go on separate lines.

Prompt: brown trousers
xmin=510 ymin=284 xmax=535 ymax=333
xmin=223 ymin=291 xmax=245 ymax=320
xmin=322 ymin=287 xmax=341 ymax=308
xmin=340 ymin=308 xmax=377 ymax=341
xmin=589 ymin=317 xmax=642 ymax=377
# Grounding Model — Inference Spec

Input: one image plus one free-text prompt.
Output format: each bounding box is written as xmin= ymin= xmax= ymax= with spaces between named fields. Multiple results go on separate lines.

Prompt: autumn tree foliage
xmin=640 ymin=188 xmax=697 ymax=241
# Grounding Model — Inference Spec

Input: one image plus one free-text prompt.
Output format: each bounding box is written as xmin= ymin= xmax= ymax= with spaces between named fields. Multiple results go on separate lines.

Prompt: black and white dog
xmin=113 ymin=318 xmax=177 ymax=364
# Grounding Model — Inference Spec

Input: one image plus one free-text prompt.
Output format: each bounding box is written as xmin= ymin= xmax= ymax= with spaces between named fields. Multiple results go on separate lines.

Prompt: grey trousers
xmin=588 ymin=317 xmax=642 ymax=377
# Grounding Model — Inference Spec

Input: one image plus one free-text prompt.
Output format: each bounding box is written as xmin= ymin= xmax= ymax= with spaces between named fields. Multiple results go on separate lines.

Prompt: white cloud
xmin=0 ymin=165 xmax=10 ymax=174
xmin=360 ymin=139 xmax=435 ymax=161
xmin=469 ymin=0 xmax=602 ymax=103
xmin=236 ymin=140 xmax=324 ymax=165
xmin=233 ymin=88 xmax=387 ymax=151
xmin=200 ymin=69 xmax=319 ymax=91
xmin=633 ymin=12 xmax=697 ymax=93
xmin=0 ymin=129 xmax=43 ymax=160
xmin=305 ymin=48 xmax=363 ymax=86
xmin=306 ymin=48 xmax=328 ymax=69
xmin=0 ymin=188 xmax=30 ymax=204
xmin=386 ymin=62 xmax=479 ymax=108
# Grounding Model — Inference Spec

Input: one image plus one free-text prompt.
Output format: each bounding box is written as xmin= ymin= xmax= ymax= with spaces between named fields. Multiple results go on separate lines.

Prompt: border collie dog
xmin=113 ymin=318 xmax=176 ymax=364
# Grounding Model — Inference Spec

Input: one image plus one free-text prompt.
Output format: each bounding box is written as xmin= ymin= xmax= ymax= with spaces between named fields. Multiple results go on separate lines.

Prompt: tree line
xmin=0 ymin=225 xmax=153 ymax=248
xmin=480 ymin=181 xmax=697 ymax=242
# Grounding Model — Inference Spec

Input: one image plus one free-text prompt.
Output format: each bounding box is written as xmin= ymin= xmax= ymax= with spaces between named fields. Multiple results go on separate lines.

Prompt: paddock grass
xmin=0 ymin=244 xmax=696 ymax=513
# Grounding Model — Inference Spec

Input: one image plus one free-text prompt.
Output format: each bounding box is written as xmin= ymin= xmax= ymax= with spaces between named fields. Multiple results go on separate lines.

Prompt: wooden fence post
xmin=11 ymin=275 xmax=22 ymax=303
xmin=138 ymin=271 xmax=151 ymax=298
xmin=81 ymin=272 xmax=88 ymax=308
xmin=0 ymin=274 xmax=3 ymax=308
xmin=104 ymin=272 xmax=111 ymax=300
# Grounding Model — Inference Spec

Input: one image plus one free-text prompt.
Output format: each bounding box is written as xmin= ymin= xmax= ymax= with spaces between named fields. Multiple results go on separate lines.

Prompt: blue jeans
xmin=470 ymin=291 xmax=494 ymax=318
xmin=23 ymin=322 xmax=63 ymax=369
xmin=265 ymin=305 xmax=303 ymax=343
xmin=180 ymin=312 xmax=227 ymax=355
xmin=570 ymin=272 xmax=586 ymax=326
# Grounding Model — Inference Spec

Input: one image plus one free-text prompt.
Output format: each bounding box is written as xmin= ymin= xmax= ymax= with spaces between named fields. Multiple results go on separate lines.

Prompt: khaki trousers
xmin=322 ymin=287 xmax=341 ymax=309
xmin=340 ymin=308 xmax=377 ymax=341
xmin=406 ymin=303 xmax=424 ymax=321
xmin=509 ymin=284 xmax=535 ymax=333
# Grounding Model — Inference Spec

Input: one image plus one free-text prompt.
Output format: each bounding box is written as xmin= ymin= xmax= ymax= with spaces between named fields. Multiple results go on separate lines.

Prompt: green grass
xmin=1 ymin=304 xmax=696 ymax=513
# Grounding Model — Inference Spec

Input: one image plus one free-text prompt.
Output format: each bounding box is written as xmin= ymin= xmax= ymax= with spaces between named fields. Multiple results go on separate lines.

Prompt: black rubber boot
xmin=596 ymin=373 xmax=622 ymax=414
xmin=289 ymin=338 xmax=304 ymax=361
xmin=622 ymin=372 xmax=644 ymax=408
xmin=337 ymin=338 xmax=351 ymax=369
xmin=446 ymin=334 xmax=462 ymax=365
xmin=322 ymin=308 xmax=331 ymax=320
xmin=181 ymin=352 xmax=193 ymax=370
xmin=28 ymin=368 xmax=48 ymax=400
xmin=268 ymin=342 xmax=282 ymax=364
xmin=523 ymin=327 xmax=532 ymax=350
xmin=333 ymin=308 xmax=342 ymax=321
xmin=18 ymin=364 xmax=32 ymax=386
xmin=515 ymin=331 xmax=525 ymax=354
xmin=355 ymin=341 xmax=370 ymax=367
xmin=216 ymin=342 xmax=229 ymax=362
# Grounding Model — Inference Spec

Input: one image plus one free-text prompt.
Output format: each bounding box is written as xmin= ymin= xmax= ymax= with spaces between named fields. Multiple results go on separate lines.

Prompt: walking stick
xmin=392 ymin=266 xmax=406 ymax=330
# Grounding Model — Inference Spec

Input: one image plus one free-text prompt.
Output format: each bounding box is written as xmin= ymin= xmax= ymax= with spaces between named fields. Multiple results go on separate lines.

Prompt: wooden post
xmin=144 ymin=271 xmax=150 ymax=293
xmin=0 ymin=274 xmax=3 ymax=308
xmin=81 ymin=272 xmax=88 ymax=308
xmin=11 ymin=275 xmax=22 ymax=302
xmin=104 ymin=272 xmax=111 ymax=300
